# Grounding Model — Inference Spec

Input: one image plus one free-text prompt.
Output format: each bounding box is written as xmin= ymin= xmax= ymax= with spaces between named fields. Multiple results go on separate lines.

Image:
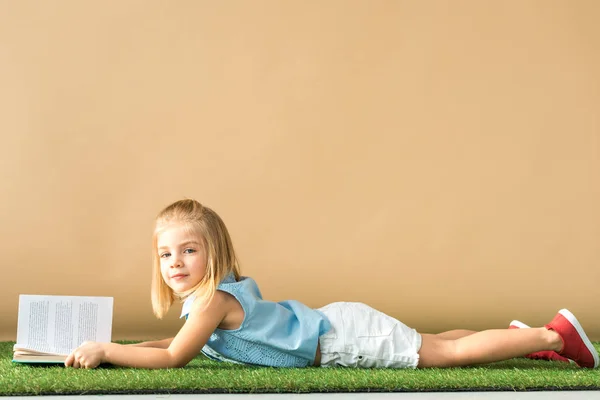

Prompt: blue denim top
xmin=180 ymin=275 xmax=331 ymax=367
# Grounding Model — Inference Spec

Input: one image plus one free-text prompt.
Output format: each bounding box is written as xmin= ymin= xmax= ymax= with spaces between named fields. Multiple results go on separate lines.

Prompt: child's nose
xmin=171 ymin=256 xmax=183 ymax=268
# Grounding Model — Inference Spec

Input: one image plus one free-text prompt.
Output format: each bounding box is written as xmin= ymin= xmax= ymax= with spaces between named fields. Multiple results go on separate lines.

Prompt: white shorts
xmin=317 ymin=302 xmax=422 ymax=369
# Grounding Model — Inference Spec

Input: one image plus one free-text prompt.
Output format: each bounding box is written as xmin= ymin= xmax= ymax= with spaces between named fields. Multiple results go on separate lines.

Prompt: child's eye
xmin=160 ymin=252 xmax=171 ymax=258
xmin=184 ymin=248 xmax=196 ymax=254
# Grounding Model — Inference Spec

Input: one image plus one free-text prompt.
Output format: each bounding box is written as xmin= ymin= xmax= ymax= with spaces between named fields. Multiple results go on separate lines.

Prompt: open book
xmin=13 ymin=294 xmax=113 ymax=363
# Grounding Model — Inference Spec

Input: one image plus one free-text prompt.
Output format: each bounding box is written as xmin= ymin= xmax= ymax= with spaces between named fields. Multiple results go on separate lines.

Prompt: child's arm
xmin=127 ymin=338 xmax=174 ymax=349
xmin=65 ymin=293 xmax=227 ymax=369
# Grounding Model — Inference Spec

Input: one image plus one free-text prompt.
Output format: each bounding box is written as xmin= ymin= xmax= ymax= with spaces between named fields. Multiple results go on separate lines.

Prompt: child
xmin=65 ymin=199 xmax=599 ymax=369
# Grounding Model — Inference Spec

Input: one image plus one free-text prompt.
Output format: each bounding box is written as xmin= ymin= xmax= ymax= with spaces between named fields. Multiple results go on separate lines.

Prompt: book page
xmin=15 ymin=295 xmax=113 ymax=356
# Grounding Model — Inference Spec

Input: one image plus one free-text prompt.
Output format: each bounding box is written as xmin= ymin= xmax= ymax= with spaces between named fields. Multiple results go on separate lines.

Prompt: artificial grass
xmin=1 ymin=341 xmax=599 ymax=395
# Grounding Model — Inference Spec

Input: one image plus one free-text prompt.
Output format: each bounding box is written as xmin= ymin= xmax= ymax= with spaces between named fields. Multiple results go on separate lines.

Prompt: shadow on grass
xmin=13 ymin=361 xmax=578 ymax=371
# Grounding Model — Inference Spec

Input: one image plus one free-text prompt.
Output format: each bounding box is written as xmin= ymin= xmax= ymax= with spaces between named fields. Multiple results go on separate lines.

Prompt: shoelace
xmin=526 ymin=351 xmax=558 ymax=360
xmin=527 ymin=351 xmax=572 ymax=363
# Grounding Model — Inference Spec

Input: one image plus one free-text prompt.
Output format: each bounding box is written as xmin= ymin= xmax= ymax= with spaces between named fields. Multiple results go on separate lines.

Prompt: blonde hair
xmin=151 ymin=199 xmax=240 ymax=319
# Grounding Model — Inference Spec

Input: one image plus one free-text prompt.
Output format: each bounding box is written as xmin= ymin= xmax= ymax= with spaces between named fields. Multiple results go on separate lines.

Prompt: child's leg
xmin=434 ymin=330 xmax=477 ymax=340
xmin=418 ymin=327 xmax=562 ymax=368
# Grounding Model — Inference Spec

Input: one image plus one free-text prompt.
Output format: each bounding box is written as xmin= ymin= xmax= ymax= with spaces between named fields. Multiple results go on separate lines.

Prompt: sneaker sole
xmin=559 ymin=309 xmax=599 ymax=368
xmin=509 ymin=320 xmax=530 ymax=329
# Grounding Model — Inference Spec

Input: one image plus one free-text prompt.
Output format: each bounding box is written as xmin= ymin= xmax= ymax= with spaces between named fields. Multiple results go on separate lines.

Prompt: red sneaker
xmin=545 ymin=309 xmax=599 ymax=368
xmin=508 ymin=320 xmax=571 ymax=363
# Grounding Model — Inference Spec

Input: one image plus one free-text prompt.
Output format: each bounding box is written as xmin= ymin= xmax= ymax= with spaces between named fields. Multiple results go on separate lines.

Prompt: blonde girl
xmin=65 ymin=199 xmax=599 ymax=369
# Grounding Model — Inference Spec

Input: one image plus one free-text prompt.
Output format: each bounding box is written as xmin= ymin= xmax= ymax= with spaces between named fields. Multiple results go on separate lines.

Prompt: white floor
xmin=7 ymin=393 xmax=600 ymax=399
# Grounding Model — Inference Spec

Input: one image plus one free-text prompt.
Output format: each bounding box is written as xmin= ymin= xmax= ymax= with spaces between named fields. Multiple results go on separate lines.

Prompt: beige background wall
xmin=1 ymin=1 xmax=599 ymax=342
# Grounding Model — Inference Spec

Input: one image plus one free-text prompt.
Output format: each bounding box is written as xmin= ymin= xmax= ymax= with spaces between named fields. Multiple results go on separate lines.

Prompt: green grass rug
xmin=1 ymin=342 xmax=599 ymax=395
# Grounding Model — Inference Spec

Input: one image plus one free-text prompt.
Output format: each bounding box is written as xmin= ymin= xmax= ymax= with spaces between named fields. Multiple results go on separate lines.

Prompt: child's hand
xmin=65 ymin=341 xmax=106 ymax=369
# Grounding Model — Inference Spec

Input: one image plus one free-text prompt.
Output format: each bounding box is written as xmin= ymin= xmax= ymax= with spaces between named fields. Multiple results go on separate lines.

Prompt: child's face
xmin=157 ymin=224 xmax=207 ymax=293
